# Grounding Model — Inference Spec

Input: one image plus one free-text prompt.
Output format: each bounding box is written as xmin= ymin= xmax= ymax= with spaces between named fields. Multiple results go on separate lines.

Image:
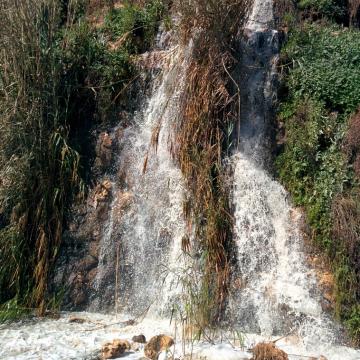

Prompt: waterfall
xmin=228 ymin=0 xmax=343 ymax=352
xmin=2 ymin=1 xmax=360 ymax=360
xmin=90 ymin=35 xmax=189 ymax=316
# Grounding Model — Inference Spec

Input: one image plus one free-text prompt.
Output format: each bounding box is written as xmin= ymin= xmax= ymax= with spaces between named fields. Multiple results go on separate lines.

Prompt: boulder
xmin=144 ymin=335 xmax=174 ymax=360
xmin=68 ymin=316 xmax=86 ymax=324
xmin=102 ymin=339 xmax=131 ymax=359
xmin=251 ymin=342 xmax=288 ymax=360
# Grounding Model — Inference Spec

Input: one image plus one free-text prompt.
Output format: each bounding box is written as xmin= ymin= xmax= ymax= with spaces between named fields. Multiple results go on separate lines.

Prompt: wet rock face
xmin=95 ymin=132 xmax=113 ymax=170
xmin=232 ymin=27 xmax=280 ymax=166
xmin=52 ymin=178 xmax=115 ymax=309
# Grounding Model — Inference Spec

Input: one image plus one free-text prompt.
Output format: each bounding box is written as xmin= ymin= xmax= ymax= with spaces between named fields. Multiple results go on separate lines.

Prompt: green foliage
xmin=0 ymin=298 xmax=30 ymax=323
xmin=103 ymin=0 xmax=166 ymax=50
xmin=284 ymin=24 xmax=360 ymax=114
xmin=277 ymin=20 xmax=360 ymax=341
xmin=277 ymin=99 xmax=349 ymax=246
xmin=346 ymin=305 xmax=360 ymax=340
xmin=298 ymin=0 xmax=347 ymax=20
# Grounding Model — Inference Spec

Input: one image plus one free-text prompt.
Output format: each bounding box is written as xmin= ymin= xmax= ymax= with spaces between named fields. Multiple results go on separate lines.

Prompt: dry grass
xmin=344 ymin=109 xmax=360 ymax=179
xmin=171 ymin=0 xmax=251 ymax=326
xmin=332 ymin=192 xmax=360 ymax=268
xmin=331 ymin=190 xmax=360 ymax=317
xmin=0 ymin=0 xmax=84 ymax=315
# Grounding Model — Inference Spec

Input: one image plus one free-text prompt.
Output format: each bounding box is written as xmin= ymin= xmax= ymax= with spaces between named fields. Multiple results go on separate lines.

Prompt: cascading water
xmin=1 ymin=1 xmax=360 ymax=359
xmin=90 ymin=35 xmax=189 ymax=316
xmin=227 ymin=0 xmax=358 ymax=357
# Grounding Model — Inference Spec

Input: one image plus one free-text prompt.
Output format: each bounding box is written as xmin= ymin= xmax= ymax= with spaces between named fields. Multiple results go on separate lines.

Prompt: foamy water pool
xmin=0 ymin=312 xmax=359 ymax=360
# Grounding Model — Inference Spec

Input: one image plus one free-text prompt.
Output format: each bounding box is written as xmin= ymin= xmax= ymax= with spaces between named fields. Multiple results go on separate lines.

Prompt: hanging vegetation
xmin=172 ymin=0 xmax=250 ymax=328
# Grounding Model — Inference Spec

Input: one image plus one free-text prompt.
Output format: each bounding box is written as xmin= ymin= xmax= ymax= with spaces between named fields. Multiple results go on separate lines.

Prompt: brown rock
xmin=95 ymin=132 xmax=113 ymax=169
xmin=69 ymin=316 xmax=86 ymax=324
xmin=144 ymin=335 xmax=174 ymax=360
xmin=102 ymin=339 xmax=131 ymax=359
xmin=251 ymin=342 xmax=288 ymax=360
xmin=87 ymin=267 xmax=98 ymax=283
xmin=73 ymin=290 xmax=87 ymax=306
xmin=318 ymin=356 xmax=328 ymax=360
xmin=90 ymin=180 xmax=113 ymax=210
xmin=132 ymin=334 xmax=146 ymax=343
xmin=77 ymin=255 xmax=98 ymax=272
xmin=114 ymin=191 xmax=133 ymax=216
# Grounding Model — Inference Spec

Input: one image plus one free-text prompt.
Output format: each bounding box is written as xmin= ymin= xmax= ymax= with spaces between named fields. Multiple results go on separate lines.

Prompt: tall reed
xmin=172 ymin=0 xmax=251 ymax=327
xmin=0 ymin=0 xmax=84 ymax=316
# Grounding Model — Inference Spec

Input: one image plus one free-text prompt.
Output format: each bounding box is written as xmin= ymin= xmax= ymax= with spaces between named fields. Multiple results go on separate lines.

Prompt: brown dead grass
xmin=344 ymin=109 xmax=360 ymax=179
xmin=331 ymin=190 xmax=360 ymax=307
xmin=171 ymin=0 xmax=250 ymax=326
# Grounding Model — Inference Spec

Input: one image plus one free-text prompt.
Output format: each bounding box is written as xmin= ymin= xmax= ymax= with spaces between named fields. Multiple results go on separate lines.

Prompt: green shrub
xmin=277 ymin=21 xmax=360 ymax=341
xmin=284 ymin=24 xmax=360 ymax=114
xmin=277 ymin=98 xmax=349 ymax=245
xmin=346 ymin=305 xmax=360 ymax=340
xmin=297 ymin=0 xmax=347 ymax=21
xmin=103 ymin=0 xmax=166 ymax=51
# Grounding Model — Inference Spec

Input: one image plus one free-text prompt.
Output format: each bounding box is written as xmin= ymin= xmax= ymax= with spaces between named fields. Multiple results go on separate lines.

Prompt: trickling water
xmin=90 ymin=37 xmax=189 ymax=316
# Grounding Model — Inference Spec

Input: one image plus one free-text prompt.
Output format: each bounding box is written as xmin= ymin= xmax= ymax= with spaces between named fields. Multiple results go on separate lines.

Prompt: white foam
xmin=1 ymin=313 xmax=359 ymax=360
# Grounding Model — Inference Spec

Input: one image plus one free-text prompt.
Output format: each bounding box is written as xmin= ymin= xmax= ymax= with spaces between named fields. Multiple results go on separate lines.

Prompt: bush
xmin=298 ymin=0 xmax=347 ymax=22
xmin=284 ymin=24 xmax=360 ymax=114
xmin=277 ymin=21 xmax=360 ymax=341
xmin=277 ymin=99 xmax=349 ymax=246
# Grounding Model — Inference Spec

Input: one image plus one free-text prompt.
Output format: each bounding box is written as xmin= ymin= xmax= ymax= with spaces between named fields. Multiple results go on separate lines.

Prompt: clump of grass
xmin=331 ymin=190 xmax=360 ymax=340
xmin=171 ymin=0 xmax=250 ymax=328
xmin=343 ymin=109 xmax=360 ymax=178
xmin=0 ymin=0 xmax=84 ymax=315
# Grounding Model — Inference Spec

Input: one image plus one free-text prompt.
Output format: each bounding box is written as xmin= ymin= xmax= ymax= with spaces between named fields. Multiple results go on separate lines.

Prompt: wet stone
xmin=101 ymin=339 xmax=131 ymax=359
xmin=144 ymin=335 xmax=174 ymax=360
xmin=132 ymin=334 xmax=146 ymax=343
